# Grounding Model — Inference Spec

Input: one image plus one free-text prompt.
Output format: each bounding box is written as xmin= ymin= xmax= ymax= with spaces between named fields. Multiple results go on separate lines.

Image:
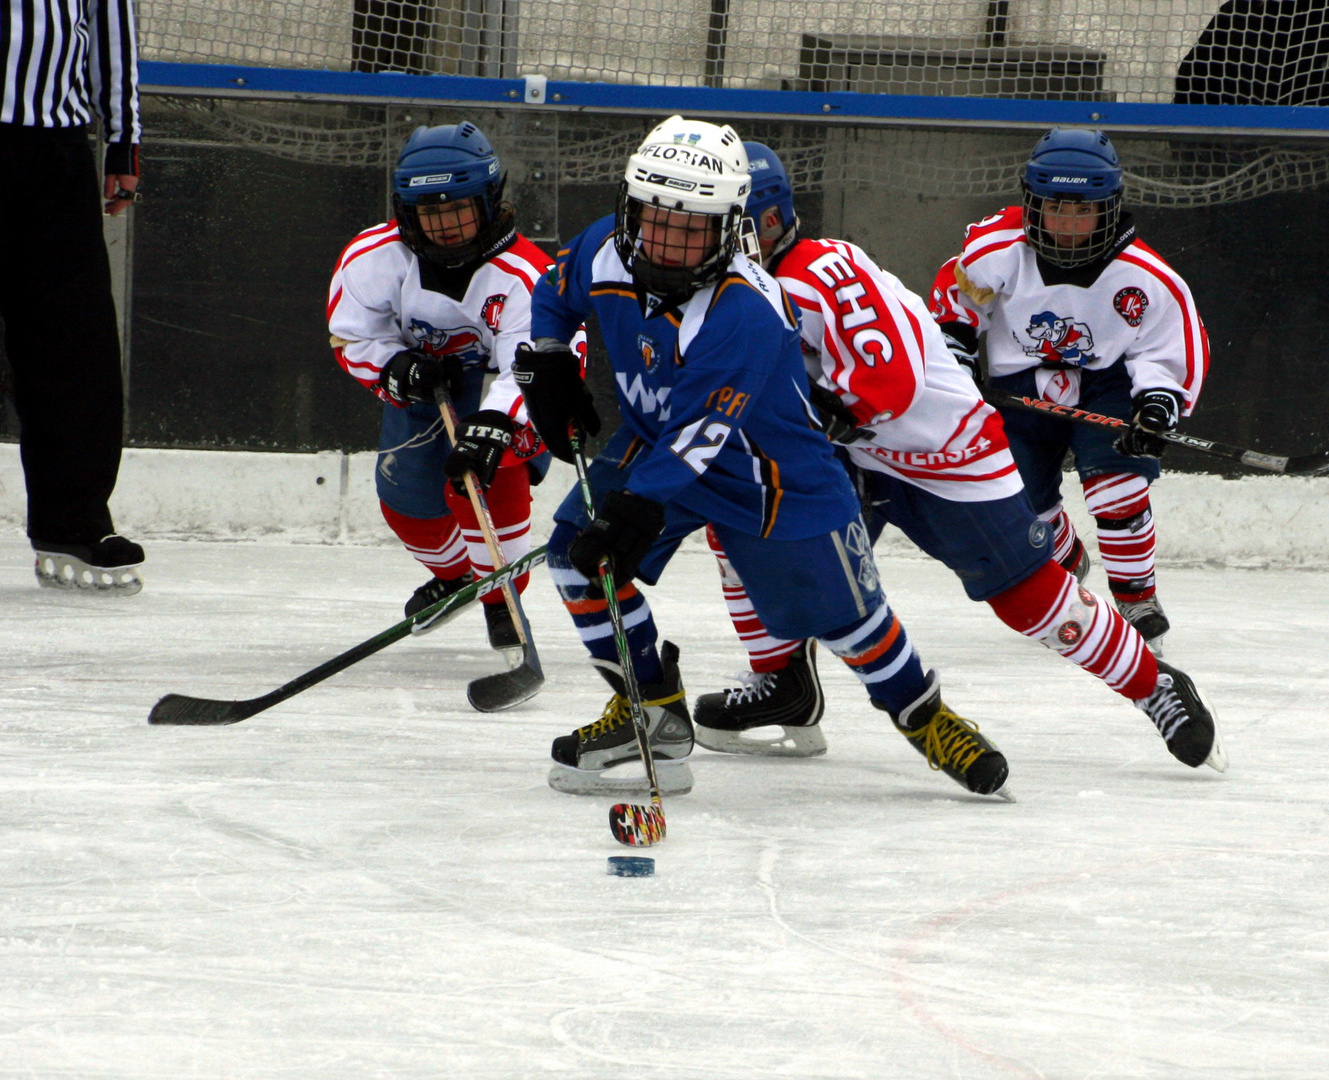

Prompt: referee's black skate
xmin=404 ymin=571 xmax=474 ymax=618
xmin=1133 ymin=661 xmax=1227 ymax=772
xmin=33 ymin=534 xmax=144 ymax=594
xmin=879 ymin=670 xmax=1012 ymax=799
xmin=693 ymin=640 xmax=827 ymax=757
xmin=548 ymin=641 xmax=694 ymax=797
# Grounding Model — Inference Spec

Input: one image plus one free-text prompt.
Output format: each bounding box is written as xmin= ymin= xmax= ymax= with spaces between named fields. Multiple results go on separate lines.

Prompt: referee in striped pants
xmin=0 ymin=0 xmax=146 ymax=592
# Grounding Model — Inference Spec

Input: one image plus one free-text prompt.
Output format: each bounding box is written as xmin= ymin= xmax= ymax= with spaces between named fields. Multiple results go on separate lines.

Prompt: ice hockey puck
xmin=607 ymin=856 xmax=655 ymax=878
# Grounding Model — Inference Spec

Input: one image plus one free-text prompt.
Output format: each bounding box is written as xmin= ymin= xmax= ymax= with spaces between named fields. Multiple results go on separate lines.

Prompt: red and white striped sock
xmin=988 ymin=559 xmax=1158 ymax=700
xmin=444 ymin=464 xmax=534 ymax=602
xmin=1041 ymin=502 xmax=1082 ymax=568
xmin=1083 ymin=473 xmax=1156 ymax=601
xmin=380 ymin=501 xmax=470 ymax=581
xmin=706 ymin=524 xmax=801 ymax=672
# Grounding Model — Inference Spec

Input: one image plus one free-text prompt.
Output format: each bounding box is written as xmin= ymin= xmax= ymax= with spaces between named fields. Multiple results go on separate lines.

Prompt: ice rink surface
xmin=2 ymin=535 xmax=1326 ymax=1079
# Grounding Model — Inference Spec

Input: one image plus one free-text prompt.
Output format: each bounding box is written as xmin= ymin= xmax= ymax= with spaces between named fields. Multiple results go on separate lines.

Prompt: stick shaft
xmin=569 ymin=432 xmax=664 ymax=809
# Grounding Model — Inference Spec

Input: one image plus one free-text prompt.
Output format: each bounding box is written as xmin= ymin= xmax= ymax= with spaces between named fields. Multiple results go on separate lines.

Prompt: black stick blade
xmin=148 ymin=693 xmax=269 ymax=726
xmin=1287 ymin=449 xmax=1329 ymax=477
xmin=610 ymin=802 xmax=666 ymax=846
xmin=466 ymin=657 xmax=544 ymax=712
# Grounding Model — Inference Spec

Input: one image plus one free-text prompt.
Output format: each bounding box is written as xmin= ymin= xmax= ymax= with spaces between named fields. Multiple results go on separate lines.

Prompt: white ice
xmin=1 ymin=531 xmax=1327 ymax=1079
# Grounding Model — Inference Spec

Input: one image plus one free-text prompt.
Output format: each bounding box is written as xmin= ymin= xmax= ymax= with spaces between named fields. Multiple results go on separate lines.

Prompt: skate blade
xmin=991 ymin=784 xmax=1017 ymax=803
xmin=34 ymin=553 xmax=142 ymax=595
xmin=1204 ymin=730 xmax=1229 ymax=773
xmin=547 ymin=758 xmax=693 ymax=797
xmin=1144 ymin=632 xmax=1166 ymax=659
xmin=695 ymin=722 xmax=827 ymax=758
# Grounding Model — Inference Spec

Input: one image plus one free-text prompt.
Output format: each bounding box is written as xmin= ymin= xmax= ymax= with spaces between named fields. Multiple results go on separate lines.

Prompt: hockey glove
xmin=379 ymin=349 xmax=463 ymax=407
xmin=1115 ymin=389 xmax=1182 ymax=458
xmin=808 ymin=382 xmax=870 ymax=444
xmin=568 ymin=490 xmax=665 ymax=591
xmin=444 ymin=409 xmax=518 ymax=492
xmin=940 ymin=324 xmax=982 ymax=383
xmin=511 ymin=342 xmax=600 ymax=463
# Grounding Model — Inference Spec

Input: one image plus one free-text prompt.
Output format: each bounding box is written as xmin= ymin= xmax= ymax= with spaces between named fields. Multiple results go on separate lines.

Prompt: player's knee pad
xmin=1083 ymin=472 xmax=1150 ymax=521
xmin=992 ymin=562 xmax=1101 ymax=654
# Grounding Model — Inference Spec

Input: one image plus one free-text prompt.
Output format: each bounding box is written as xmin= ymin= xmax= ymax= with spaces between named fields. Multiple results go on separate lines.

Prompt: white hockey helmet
xmin=614 ymin=116 xmax=752 ymax=296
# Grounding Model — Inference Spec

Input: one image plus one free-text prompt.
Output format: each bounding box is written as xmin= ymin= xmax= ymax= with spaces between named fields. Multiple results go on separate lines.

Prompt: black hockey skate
xmin=404 ymin=571 xmax=474 ymax=619
xmin=1115 ymin=592 xmax=1169 ymax=656
xmin=483 ymin=600 xmax=521 ymax=651
xmin=1133 ymin=661 xmax=1227 ymax=772
xmin=879 ymin=670 xmax=1012 ymax=798
xmin=693 ymin=640 xmax=826 ymax=757
xmin=33 ymin=534 xmax=144 ymax=594
xmin=548 ymin=641 xmax=695 ymax=796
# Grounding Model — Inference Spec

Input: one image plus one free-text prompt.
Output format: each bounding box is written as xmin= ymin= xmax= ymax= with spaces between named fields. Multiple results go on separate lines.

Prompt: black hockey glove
xmin=511 ymin=342 xmax=600 ymax=463
xmin=808 ymin=382 xmax=870 ymax=444
xmin=444 ymin=409 xmax=518 ymax=492
xmin=568 ymin=490 xmax=666 ymax=591
xmin=940 ymin=324 xmax=982 ymax=383
xmin=1115 ymin=389 xmax=1182 ymax=459
xmin=379 ymin=349 xmax=463 ymax=407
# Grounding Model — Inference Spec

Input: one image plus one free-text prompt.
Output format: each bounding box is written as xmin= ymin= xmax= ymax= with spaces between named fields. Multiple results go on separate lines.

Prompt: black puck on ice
xmin=607 ymin=855 xmax=655 ymax=878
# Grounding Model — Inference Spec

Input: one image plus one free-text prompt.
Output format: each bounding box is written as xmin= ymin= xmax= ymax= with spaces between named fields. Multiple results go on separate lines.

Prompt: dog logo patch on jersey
xmin=408 ymin=318 xmax=490 ymax=370
xmin=480 ymin=294 xmax=506 ymax=333
xmin=1113 ymin=287 xmax=1149 ymax=327
xmin=1021 ymin=311 xmax=1098 ymax=366
xmin=637 ymin=334 xmax=659 ymax=371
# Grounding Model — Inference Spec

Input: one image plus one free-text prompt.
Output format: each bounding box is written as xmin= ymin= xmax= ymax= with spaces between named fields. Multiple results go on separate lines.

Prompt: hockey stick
xmin=435 ymin=387 xmax=545 ymax=711
xmin=147 ymin=546 xmax=547 ymax=726
xmin=983 ymin=386 xmax=1329 ymax=477
xmin=569 ymin=430 xmax=666 ymax=847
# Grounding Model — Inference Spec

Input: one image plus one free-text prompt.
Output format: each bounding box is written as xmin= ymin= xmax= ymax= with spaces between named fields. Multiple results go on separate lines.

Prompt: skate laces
xmin=1137 ymin=673 xmax=1188 ymax=741
xmin=579 ymin=694 xmax=633 ymax=740
xmin=578 ymin=687 xmax=688 ymax=741
xmin=723 ymin=671 xmax=777 ymax=706
xmin=908 ymin=705 xmax=988 ymax=774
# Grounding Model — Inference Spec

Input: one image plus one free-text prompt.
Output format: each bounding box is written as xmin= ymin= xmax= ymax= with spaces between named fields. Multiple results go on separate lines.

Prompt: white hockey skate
xmin=33 ymin=535 xmax=144 ymax=595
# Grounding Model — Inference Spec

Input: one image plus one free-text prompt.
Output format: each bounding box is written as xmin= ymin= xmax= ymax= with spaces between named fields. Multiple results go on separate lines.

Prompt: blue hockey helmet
xmin=740 ymin=141 xmax=799 ymax=264
xmin=392 ymin=122 xmax=513 ymax=268
xmin=1021 ymin=128 xmax=1124 ymax=268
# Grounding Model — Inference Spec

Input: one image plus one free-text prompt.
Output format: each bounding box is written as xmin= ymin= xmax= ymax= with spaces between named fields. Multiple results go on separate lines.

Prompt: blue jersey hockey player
xmin=513 ymin=116 xmax=1012 ymax=801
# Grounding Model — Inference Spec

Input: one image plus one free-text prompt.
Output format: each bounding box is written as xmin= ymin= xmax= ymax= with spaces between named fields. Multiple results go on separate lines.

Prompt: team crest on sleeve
xmin=1113 ymin=287 xmax=1149 ymax=327
xmin=408 ymin=318 xmax=490 ymax=369
xmin=1020 ymin=311 xmax=1098 ymax=366
xmin=480 ymin=294 xmax=507 ymax=333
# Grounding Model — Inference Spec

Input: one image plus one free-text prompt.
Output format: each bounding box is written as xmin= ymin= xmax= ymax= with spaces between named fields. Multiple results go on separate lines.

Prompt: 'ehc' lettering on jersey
xmin=806 ymin=250 xmax=894 ymax=367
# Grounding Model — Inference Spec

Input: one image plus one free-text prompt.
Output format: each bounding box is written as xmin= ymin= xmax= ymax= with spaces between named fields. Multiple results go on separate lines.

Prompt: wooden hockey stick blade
xmin=148 ymin=546 xmax=547 ymax=726
xmin=609 ymin=802 xmax=667 ymax=847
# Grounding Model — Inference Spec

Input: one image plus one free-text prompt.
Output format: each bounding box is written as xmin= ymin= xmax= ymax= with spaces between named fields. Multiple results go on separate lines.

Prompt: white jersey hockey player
xmin=691 ymin=142 xmax=1225 ymax=776
xmin=329 ymin=122 xmax=581 ymax=653
xmin=930 ymin=127 xmax=1209 ymax=656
